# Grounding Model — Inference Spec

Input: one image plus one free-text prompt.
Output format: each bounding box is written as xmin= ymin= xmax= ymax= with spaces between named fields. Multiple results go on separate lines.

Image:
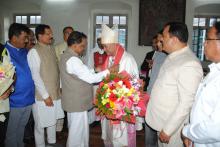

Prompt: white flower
xmin=118 ymin=81 xmax=123 ymax=86
xmin=0 ymin=114 xmax=6 ymax=122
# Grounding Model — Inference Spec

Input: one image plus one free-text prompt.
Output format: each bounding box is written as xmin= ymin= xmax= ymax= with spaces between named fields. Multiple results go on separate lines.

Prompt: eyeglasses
xmin=205 ymin=38 xmax=220 ymax=41
xmin=64 ymin=32 xmax=72 ymax=35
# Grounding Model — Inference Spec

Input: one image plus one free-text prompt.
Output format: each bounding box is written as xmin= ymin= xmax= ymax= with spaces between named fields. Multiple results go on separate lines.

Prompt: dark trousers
xmin=145 ymin=123 xmax=158 ymax=147
xmin=0 ymin=112 xmax=9 ymax=147
xmin=24 ymin=112 xmax=34 ymax=139
xmin=63 ymin=111 xmax=68 ymax=131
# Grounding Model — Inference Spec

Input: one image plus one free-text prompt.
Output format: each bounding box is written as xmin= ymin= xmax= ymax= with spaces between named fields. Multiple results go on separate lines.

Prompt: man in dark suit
xmin=140 ymin=36 xmax=157 ymax=90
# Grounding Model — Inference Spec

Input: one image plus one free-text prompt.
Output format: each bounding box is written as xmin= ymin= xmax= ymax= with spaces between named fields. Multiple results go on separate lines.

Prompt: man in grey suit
xmin=145 ymin=31 xmax=167 ymax=147
xmin=145 ymin=22 xmax=203 ymax=147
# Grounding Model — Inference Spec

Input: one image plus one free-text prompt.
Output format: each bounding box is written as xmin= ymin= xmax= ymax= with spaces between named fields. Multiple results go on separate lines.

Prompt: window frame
xmin=93 ymin=14 xmax=128 ymax=49
xmin=13 ymin=13 xmax=41 ymax=28
xmin=193 ymin=15 xmax=220 ymax=61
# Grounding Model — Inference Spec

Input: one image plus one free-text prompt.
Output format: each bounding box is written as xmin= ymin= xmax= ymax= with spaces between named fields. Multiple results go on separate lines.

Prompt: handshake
xmin=95 ymin=64 xmax=119 ymax=74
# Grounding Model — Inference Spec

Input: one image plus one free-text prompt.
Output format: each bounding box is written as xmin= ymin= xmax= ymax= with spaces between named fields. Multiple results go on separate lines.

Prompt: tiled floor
xmin=25 ymin=122 xmax=145 ymax=147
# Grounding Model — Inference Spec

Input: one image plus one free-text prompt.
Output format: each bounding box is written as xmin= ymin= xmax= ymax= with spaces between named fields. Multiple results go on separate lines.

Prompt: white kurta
xmin=66 ymin=56 xmax=109 ymax=84
xmin=182 ymin=63 xmax=220 ymax=147
xmin=27 ymin=49 xmax=64 ymax=128
xmin=101 ymin=51 xmax=140 ymax=147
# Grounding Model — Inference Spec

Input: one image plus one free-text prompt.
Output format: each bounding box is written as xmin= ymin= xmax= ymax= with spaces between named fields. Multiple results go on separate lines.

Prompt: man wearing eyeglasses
xmin=182 ymin=21 xmax=220 ymax=147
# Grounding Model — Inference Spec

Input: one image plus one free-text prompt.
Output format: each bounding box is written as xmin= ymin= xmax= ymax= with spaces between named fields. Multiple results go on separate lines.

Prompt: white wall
xmin=0 ymin=0 xmax=213 ymax=67
xmin=0 ymin=2 xmax=40 ymax=43
xmin=40 ymin=0 xmax=149 ymax=67
xmin=41 ymin=0 xmax=195 ymax=68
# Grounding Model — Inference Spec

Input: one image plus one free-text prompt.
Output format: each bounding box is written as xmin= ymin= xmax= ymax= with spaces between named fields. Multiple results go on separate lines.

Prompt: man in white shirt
xmin=182 ymin=21 xmax=220 ymax=147
xmin=27 ymin=24 xmax=64 ymax=147
xmin=59 ymin=31 xmax=118 ymax=147
xmin=145 ymin=22 xmax=203 ymax=147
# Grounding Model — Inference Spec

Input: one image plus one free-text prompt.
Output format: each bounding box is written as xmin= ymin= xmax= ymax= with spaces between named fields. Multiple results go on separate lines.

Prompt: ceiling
xmin=1 ymin=0 xmax=220 ymax=13
xmin=194 ymin=0 xmax=220 ymax=7
xmin=1 ymin=0 xmax=42 ymax=10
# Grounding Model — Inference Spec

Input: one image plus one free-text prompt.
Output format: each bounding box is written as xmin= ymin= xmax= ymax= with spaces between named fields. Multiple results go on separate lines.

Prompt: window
xmin=94 ymin=14 xmax=128 ymax=49
xmin=14 ymin=14 xmax=41 ymax=32
xmin=193 ymin=16 xmax=220 ymax=61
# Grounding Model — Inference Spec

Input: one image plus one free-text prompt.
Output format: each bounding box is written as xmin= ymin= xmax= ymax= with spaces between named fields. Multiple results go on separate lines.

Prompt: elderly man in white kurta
xmin=145 ymin=22 xmax=203 ymax=147
xmin=27 ymin=24 xmax=64 ymax=147
xmin=182 ymin=21 xmax=220 ymax=147
xmin=100 ymin=24 xmax=142 ymax=147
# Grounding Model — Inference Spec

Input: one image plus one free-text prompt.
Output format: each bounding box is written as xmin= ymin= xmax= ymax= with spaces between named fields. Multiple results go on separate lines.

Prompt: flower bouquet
xmin=94 ymin=71 xmax=149 ymax=124
xmin=0 ymin=55 xmax=15 ymax=96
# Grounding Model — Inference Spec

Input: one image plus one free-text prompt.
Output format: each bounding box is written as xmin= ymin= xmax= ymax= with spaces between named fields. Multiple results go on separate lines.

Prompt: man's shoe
xmin=23 ymin=137 xmax=35 ymax=145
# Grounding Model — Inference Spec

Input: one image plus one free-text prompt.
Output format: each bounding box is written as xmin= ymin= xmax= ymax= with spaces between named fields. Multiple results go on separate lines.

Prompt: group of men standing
xmin=1 ymin=20 xmax=220 ymax=147
xmin=144 ymin=21 xmax=220 ymax=147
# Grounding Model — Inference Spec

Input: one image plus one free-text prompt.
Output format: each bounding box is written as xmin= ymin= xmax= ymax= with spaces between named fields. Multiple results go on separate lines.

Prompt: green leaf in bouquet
xmin=124 ymin=107 xmax=132 ymax=114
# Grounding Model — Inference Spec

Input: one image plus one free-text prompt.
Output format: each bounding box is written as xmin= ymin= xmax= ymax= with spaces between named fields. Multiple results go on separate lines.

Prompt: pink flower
xmin=126 ymin=98 xmax=133 ymax=109
xmin=106 ymin=103 xmax=110 ymax=108
xmin=115 ymin=109 xmax=125 ymax=119
xmin=99 ymin=82 xmax=104 ymax=88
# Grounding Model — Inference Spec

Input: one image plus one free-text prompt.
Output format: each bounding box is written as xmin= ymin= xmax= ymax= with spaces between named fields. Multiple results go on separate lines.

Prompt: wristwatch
xmin=10 ymin=86 xmax=15 ymax=93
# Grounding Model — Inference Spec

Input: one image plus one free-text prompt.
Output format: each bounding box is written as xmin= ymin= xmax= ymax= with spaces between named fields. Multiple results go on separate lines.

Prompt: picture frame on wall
xmin=139 ymin=0 xmax=186 ymax=46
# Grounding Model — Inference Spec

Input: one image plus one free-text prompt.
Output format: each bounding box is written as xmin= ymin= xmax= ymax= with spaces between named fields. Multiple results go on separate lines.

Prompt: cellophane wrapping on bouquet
xmin=0 ymin=55 xmax=15 ymax=96
xmin=94 ymin=71 xmax=149 ymax=124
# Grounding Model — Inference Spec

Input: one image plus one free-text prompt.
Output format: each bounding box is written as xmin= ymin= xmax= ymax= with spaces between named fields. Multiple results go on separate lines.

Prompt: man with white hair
xmin=100 ymin=24 xmax=141 ymax=147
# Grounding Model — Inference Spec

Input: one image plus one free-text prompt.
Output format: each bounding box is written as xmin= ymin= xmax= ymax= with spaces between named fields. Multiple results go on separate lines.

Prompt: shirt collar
xmin=208 ymin=62 xmax=220 ymax=72
xmin=37 ymin=42 xmax=50 ymax=48
xmin=168 ymin=46 xmax=188 ymax=59
xmin=67 ymin=48 xmax=80 ymax=57
xmin=6 ymin=41 xmax=20 ymax=51
xmin=97 ymin=48 xmax=105 ymax=54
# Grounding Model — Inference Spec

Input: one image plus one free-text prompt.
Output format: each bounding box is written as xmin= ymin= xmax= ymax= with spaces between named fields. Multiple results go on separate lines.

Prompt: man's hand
xmin=146 ymin=59 xmax=154 ymax=68
xmin=108 ymin=64 xmax=119 ymax=73
xmin=94 ymin=65 xmax=102 ymax=73
xmin=0 ymin=86 xmax=13 ymax=100
xmin=159 ymin=130 xmax=171 ymax=144
xmin=181 ymin=130 xmax=193 ymax=147
xmin=183 ymin=137 xmax=193 ymax=147
xmin=44 ymin=96 xmax=54 ymax=107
